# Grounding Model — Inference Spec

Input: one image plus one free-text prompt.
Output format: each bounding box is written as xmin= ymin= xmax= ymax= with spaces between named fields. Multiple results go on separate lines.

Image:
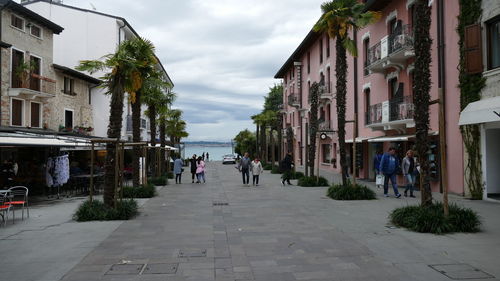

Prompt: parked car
xmin=222 ymin=154 xmax=236 ymax=164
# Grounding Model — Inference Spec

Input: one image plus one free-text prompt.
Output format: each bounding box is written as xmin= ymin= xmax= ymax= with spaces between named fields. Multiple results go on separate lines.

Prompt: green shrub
xmin=150 ymin=176 xmax=167 ymax=186
xmin=327 ymin=183 xmax=376 ymax=200
xmin=73 ymin=199 xmax=138 ymax=222
xmin=298 ymin=176 xmax=329 ymax=187
xmin=271 ymin=165 xmax=281 ymax=174
xmin=123 ymin=183 xmax=157 ymax=198
xmin=390 ymin=202 xmax=481 ymax=234
xmin=262 ymin=163 xmax=273 ymax=170
xmin=290 ymin=171 xmax=304 ymax=180
xmin=167 ymin=172 xmax=174 ymax=179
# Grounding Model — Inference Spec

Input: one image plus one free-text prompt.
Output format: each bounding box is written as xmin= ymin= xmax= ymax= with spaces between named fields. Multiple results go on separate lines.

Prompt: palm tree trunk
xmin=132 ymin=91 xmax=142 ymax=187
xmin=414 ymin=0 xmax=433 ymax=206
xmin=104 ymin=83 xmax=125 ymax=207
xmin=159 ymin=118 xmax=166 ymax=175
xmin=148 ymin=104 xmax=157 ymax=178
xmin=260 ymin=124 xmax=266 ymax=161
xmin=271 ymin=129 xmax=275 ymax=166
xmin=336 ymin=38 xmax=348 ymax=186
xmin=256 ymin=124 xmax=260 ymax=157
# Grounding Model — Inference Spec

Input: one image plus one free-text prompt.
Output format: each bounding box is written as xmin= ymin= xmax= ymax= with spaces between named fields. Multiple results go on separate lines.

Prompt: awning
xmin=368 ymin=135 xmax=414 ymax=142
xmin=345 ymin=137 xmax=373 ymax=143
xmin=459 ymin=96 xmax=500 ymax=126
xmin=0 ymin=132 xmax=95 ymax=147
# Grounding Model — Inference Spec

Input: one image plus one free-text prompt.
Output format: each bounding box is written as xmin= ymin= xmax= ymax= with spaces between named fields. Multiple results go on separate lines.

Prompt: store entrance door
xmin=485 ymin=128 xmax=500 ymax=200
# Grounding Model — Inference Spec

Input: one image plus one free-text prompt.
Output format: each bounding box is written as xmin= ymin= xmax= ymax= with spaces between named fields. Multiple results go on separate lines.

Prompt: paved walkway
xmin=3 ymin=162 xmax=500 ymax=281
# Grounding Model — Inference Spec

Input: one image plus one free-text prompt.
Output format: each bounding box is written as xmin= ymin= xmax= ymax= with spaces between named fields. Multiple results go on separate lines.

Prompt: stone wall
xmin=481 ymin=0 xmax=500 ymax=99
xmin=48 ymin=71 xmax=94 ymax=132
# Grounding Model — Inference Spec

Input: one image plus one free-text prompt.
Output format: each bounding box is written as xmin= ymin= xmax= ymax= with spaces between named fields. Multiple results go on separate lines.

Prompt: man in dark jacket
xmin=238 ymin=152 xmax=251 ymax=185
xmin=379 ymin=147 xmax=401 ymax=198
xmin=280 ymin=152 xmax=293 ymax=186
xmin=189 ymin=154 xmax=197 ymax=183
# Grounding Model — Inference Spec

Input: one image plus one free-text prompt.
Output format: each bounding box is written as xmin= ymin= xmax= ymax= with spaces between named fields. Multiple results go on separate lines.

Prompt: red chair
xmin=0 ymin=192 xmax=12 ymax=226
xmin=7 ymin=186 xmax=29 ymax=221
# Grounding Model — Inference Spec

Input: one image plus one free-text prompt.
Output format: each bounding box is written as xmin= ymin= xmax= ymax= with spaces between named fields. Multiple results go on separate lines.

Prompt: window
xmin=140 ymin=118 xmax=147 ymax=129
xmin=11 ymin=99 xmax=24 ymax=126
xmin=464 ymin=23 xmax=483 ymax=73
xmin=11 ymin=15 xmax=24 ymax=31
xmin=327 ymin=67 xmax=331 ymax=92
xmin=363 ymin=38 xmax=370 ymax=75
xmin=307 ymin=52 xmax=311 ymax=74
xmin=488 ymin=17 xmax=500 ymax=70
xmin=30 ymin=102 xmax=41 ymax=128
xmin=364 ymin=89 xmax=371 ymax=112
xmin=30 ymin=25 xmax=42 ymax=38
xmin=63 ymin=77 xmax=75 ymax=95
xmin=64 ymin=109 xmax=73 ymax=129
xmin=29 ymin=56 xmax=41 ymax=91
xmin=389 ymin=78 xmax=398 ymax=99
xmin=322 ymin=144 xmax=331 ymax=164
xmin=319 ymin=39 xmax=323 ymax=64
xmin=11 ymin=49 xmax=24 ymax=88
xmin=326 ymin=37 xmax=330 ymax=58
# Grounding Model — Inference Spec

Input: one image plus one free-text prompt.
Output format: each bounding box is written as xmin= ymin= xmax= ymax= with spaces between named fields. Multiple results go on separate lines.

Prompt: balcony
xmin=277 ymin=103 xmax=285 ymax=113
xmin=288 ymin=93 xmax=300 ymax=107
xmin=365 ymin=95 xmax=415 ymax=132
xmin=365 ymin=24 xmax=414 ymax=73
xmin=8 ymin=73 xmax=56 ymax=99
xmin=318 ymin=119 xmax=334 ymax=132
xmin=319 ymin=81 xmax=334 ymax=101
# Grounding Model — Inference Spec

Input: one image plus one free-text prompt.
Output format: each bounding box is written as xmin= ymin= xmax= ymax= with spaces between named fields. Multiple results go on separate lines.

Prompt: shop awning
xmin=459 ymin=96 xmax=500 ymax=126
xmin=0 ymin=132 xmax=95 ymax=147
xmin=345 ymin=137 xmax=373 ymax=143
xmin=367 ymin=135 xmax=414 ymax=142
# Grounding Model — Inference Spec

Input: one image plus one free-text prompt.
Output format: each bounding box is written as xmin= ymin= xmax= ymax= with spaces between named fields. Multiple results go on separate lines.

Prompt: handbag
xmin=376 ymin=174 xmax=384 ymax=185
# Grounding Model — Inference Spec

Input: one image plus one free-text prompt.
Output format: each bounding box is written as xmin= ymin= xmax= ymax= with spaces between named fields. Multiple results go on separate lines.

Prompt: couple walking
xmin=237 ymin=152 xmax=263 ymax=186
xmin=375 ymin=147 xmax=418 ymax=198
xmin=189 ymin=154 xmax=206 ymax=184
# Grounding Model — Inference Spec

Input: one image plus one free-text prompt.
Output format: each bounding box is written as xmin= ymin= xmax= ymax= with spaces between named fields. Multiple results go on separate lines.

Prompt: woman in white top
xmin=251 ymin=157 xmax=263 ymax=186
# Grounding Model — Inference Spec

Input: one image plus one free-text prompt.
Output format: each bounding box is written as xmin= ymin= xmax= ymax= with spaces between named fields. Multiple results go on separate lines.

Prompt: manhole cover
xmin=105 ymin=264 xmax=144 ymax=275
xmin=143 ymin=263 xmax=178 ymax=274
xmin=179 ymin=249 xmax=207 ymax=258
xmin=213 ymin=202 xmax=229 ymax=206
xmin=429 ymin=264 xmax=495 ymax=280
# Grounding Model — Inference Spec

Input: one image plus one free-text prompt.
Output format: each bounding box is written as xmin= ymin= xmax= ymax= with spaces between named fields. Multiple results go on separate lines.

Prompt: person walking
xmin=402 ymin=149 xmax=417 ymax=198
xmin=373 ymin=150 xmax=383 ymax=188
xmin=250 ymin=156 xmax=263 ymax=186
xmin=202 ymin=152 xmax=205 ymax=161
xmin=189 ymin=154 xmax=197 ymax=183
xmin=280 ymin=152 xmax=293 ymax=186
xmin=173 ymin=156 xmax=184 ymax=184
xmin=196 ymin=156 xmax=206 ymax=183
xmin=237 ymin=152 xmax=251 ymax=186
xmin=206 ymin=152 xmax=209 ymax=162
xmin=379 ymin=147 xmax=401 ymax=198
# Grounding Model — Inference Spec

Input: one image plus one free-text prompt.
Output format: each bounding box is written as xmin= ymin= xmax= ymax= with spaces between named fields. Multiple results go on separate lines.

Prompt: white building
xmin=458 ymin=0 xmax=500 ymax=200
xmin=22 ymin=0 xmax=174 ymax=141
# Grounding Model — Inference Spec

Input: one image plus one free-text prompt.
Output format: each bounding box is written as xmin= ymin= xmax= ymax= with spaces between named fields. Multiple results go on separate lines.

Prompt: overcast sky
xmin=60 ymin=0 xmax=326 ymax=141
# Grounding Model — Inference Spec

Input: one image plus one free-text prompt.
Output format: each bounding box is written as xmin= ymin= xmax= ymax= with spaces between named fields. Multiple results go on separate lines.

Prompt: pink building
xmin=275 ymin=0 xmax=465 ymax=195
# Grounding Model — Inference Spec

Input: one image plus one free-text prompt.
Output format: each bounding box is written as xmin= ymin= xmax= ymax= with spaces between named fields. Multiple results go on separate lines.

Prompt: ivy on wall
xmin=457 ymin=0 xmax=486 ymax=199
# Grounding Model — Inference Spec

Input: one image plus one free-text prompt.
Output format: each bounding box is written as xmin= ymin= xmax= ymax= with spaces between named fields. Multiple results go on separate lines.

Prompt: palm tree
xmin=126 ymin=38 xmax=157 ymax=188
xmin=166 ymin=109 xmax=189 ymax=148
xmin=413 ymin=0 xmax=433 ymax=207
xmin=142 ymin=71 xmax=175 ymax=178
xmin=314 ymin=0 xmax=380 ymax=186
xmin=77 ymin=39 xmax=151 ymax=207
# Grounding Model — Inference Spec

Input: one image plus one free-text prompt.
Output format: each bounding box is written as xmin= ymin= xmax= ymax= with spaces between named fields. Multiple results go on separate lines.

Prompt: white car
xmin=222 ymin=154 xmax=237 ymax=164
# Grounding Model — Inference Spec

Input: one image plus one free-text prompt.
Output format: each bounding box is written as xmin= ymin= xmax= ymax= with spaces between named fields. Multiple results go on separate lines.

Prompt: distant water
xmin=184 ymin=145 xmax=233 ymax=161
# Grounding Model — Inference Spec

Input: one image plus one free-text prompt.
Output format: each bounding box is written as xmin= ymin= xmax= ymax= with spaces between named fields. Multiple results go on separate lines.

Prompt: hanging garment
xmin=46 ymin=157 xmax=54 ymax=187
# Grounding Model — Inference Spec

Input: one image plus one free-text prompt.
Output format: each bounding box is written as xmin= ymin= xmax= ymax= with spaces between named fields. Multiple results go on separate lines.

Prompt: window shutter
xmin=464 ymin=23 xmax=483 ymax=74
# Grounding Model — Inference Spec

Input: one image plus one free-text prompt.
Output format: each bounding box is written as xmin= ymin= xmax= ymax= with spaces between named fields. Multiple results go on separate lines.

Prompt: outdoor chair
xmin=7 ymin=186 xmax=29 ymax=221
xmin=0 ymin=192 xmax=12 ymax=226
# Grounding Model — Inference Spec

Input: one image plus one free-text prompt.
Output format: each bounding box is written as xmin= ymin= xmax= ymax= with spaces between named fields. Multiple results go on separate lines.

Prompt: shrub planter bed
xmin=150 ymin=176 xmax=167 ymax=186
xmin=327 ymin=183 xmax=376 ymax=200
xmin=123 ymin=183 xmax=157 ymax=198
xmin=390 ymin=203 xmax=481 ymax=234
xmin=74 ymin=199 xmax=138 ymax=222
xmin=298 ymin=176 xmax=329 ymax=187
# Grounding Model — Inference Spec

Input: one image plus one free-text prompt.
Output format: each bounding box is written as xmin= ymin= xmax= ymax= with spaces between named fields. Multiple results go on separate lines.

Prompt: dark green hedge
xmin=73 ymin=199 xmax=138 ymax=222
xmin=327 ymin=183 xmax=376 ymax=200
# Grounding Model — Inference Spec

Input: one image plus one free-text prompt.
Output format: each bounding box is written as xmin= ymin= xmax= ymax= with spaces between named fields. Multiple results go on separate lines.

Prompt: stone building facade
xmin=0 ymin=1 xmax=63 ymax=130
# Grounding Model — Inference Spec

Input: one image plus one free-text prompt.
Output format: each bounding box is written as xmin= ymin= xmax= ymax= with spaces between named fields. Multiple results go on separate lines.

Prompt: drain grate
xmin=213 ymin=202 xmax=229 ymax=206
xmin=429 ymin=264 xmax=495 ymax=280
xmin=105 ymin=264 xmax=144 ymax=275
xmin=179 ymin=249 xmax=207 ymax=258
xmin=143 ymin=263 xmax=178 ymax=274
